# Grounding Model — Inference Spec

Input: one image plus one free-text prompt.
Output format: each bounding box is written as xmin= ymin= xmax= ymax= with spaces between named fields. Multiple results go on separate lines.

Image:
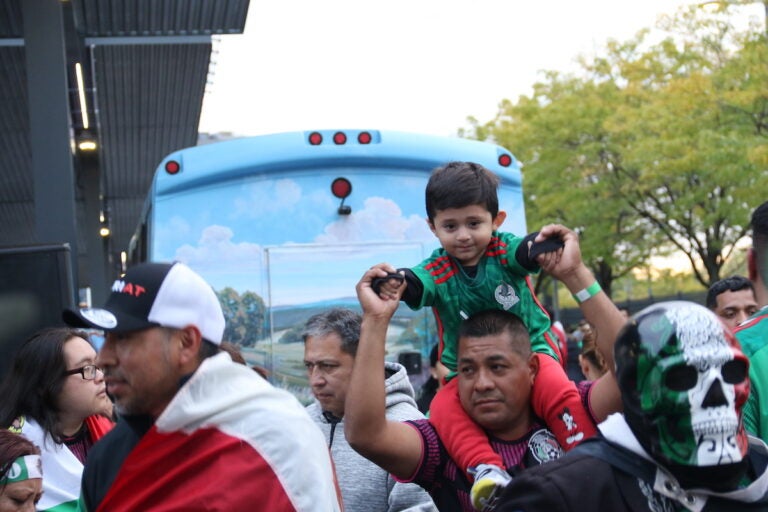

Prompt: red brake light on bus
xmin=358 ymin=132 xmax=372 ymax=144
xmin=331 ymin=177 xmax=352 ymax=199
xmin=498 ymin=154 xmax=512 ymax=167
xmin=308 ymin=132 xmax=323 ymax=145
xmin=165 ymin=160 xmax=180 ymax=174
xmin=333 ymin=132 xmax=347 ymax=145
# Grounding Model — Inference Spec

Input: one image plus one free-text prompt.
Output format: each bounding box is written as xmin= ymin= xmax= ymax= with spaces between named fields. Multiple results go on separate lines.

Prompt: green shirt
xmin=408 ymin=231 xmax=558 ymax=373
xmin=736 ymin=305 xmax=768 ymax=441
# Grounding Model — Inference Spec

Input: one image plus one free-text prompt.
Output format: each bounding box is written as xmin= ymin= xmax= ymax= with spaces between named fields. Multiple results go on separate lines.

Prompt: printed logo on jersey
xmin=529 ymin=429 xmax=563 ymax=464
xmin=494 ymin=282 xmax=520 ymax=310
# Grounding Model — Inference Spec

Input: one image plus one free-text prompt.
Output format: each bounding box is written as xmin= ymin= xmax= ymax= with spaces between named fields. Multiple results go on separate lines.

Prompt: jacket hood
xmin=383 ymin=361 xmax=419 ymax=410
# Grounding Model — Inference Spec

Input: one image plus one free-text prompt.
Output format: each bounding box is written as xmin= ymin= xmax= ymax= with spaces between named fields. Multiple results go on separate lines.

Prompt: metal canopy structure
xmin=0 ymin=0 xmax=249 ymax=304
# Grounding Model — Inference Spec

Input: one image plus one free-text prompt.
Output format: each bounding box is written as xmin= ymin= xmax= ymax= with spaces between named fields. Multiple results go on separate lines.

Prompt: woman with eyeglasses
xmin=0 ymin=328 xmax=114 ymax=512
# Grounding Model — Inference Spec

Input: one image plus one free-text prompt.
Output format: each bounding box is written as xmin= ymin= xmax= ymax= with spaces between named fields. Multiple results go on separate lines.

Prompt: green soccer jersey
xmin=408 ymin=231 xmax=558 ymax=373
xmin=736 ymin=305 xmax=768 ymax=441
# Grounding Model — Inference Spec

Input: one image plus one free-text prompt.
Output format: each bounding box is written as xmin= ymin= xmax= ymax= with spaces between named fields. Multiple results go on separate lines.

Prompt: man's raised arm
xmin=344 ymin=264 xmax=425 ymax=480
xmin=536 ymin=224 xmax=627 ymax=420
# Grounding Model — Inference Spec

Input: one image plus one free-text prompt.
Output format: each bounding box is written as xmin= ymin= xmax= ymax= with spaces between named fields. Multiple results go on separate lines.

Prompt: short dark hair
xmin=0 ymin=430 xmax=39 ymax=484
xmin=752 ymin=201 xmax=768 ymax=285
xmin=458 ymin=309 xmax=531 ymax=359
xmin=302 ymin=308 xmax=361 ymax=357
xmin=706 ymin=275 xmax=755 ymax=309
xmin=0 ymin=328 xmax=92 ymax=443
xmin=425 ymin=161 xmax=500 ymax=222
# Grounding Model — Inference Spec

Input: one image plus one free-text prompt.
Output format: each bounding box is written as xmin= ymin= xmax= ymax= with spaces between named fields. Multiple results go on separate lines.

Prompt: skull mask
xmin=615 ymin=301 xmax=749 ymax=474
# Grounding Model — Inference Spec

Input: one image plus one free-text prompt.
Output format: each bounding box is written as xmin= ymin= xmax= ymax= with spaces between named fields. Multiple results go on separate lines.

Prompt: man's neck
xmin=489 ymin=416 xmax=535 ymax=442
xmin=755 ymin=280 xmax=768 ymax=309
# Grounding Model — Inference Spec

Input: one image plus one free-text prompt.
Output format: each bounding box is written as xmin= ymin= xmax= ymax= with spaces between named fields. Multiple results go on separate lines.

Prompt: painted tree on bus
xmin=467 ymin=3 xmax=768 ymax=290
xmin=217 ymin=287 xmax=267 ymax=346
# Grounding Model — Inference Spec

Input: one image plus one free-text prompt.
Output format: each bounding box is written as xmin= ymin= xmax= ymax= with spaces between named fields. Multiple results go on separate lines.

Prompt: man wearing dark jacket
xmin=497 ymin=301 xmax=768 ymax=512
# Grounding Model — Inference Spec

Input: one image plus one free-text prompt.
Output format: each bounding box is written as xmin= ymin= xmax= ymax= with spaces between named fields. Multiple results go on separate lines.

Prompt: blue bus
xmin=128 ymin=129 xmax=526 ymax=401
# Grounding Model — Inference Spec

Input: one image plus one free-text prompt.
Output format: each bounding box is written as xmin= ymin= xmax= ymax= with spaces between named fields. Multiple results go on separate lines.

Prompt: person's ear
xmin=427 ymin=217 xmax=436 ymax=235
xmin=528 ymin=353 xmax=540 ymax=384
xmin=492 ymin=211 xmax=507 ymax=230
xmin=578 ymin=354 xmax=590 ymax=379
xmin=177 ymin=325 xmax=203 ymax=366
xmin=748 ymin=248 xmax=758 ymax=282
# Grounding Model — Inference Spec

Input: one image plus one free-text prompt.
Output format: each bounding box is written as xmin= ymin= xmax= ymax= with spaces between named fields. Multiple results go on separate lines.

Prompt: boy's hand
xmin=528 ymin=236 xmax=564 ymax=260
xmin=356 ymin=263 xmax=405 ymax=321
xmin=534 ymin=225 xmax=589 ymax=287
xmin=372 ymin=272 xmax=405 ymax=296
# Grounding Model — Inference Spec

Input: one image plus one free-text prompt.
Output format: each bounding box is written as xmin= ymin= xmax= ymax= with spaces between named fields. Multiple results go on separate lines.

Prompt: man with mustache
xmin=346 ymin=225 xmax=624 ymax=511
xmin=64 ymin=262 xmax=342 ymax=511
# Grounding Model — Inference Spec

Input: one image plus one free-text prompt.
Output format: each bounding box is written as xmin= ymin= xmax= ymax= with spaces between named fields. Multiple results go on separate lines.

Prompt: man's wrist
xmin=572 ymin=281 xmax=602 ymax=304
xmin=559 ymin=265 xmax=595 ymax=293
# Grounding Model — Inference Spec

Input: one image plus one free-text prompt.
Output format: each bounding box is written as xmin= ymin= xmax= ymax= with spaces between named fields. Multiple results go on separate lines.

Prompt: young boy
xmin=376 ymin=161 xmax=598 ymax=511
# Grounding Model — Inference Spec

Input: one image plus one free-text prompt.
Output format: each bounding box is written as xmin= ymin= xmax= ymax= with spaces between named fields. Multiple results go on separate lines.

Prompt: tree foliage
xmin=466 ymin=4 xmax=768 ymax=290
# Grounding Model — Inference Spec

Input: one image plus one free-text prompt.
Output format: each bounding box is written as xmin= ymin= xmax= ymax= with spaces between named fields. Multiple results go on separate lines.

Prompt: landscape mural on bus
xmin=150 ymin=169 xmax=526 ymax=398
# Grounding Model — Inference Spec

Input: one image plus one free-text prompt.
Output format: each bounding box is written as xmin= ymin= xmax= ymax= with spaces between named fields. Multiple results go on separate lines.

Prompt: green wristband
xmin=572 ymin=281 xmax=602 ymax=304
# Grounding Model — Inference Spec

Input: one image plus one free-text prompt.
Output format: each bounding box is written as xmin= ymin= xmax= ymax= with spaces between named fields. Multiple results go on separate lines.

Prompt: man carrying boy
xmin=354 ymin=224 xmax=624 ymax=511
xmin=376 ymin=162 xmax=598 ymax=509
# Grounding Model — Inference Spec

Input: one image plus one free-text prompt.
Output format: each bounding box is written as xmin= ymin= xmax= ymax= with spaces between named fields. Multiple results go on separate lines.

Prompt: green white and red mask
xmin=615 ymin=301 xmax=749 ymax=476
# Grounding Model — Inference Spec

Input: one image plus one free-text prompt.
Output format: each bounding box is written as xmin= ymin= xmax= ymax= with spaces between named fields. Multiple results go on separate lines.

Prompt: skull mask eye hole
xmin=722 ymin=358 xmax=748 ymax=384
xmin=664 ymin=364 xmax=698 ymax=391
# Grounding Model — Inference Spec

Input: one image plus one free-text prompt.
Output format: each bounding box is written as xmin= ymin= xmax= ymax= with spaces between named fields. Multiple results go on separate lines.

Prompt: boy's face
xmin=429 ymin=205 xmax=506 ymax=266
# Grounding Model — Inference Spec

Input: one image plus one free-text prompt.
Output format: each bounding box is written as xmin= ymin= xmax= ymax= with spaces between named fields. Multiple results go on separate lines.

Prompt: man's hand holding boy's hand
xmin=535 ymin=224 xmax=595 ymax=293
xmin=356 ymin=263 xmax=405 ymax=322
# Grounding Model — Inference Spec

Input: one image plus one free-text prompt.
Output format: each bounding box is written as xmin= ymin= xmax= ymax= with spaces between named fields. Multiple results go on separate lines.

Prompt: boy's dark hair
xmin=425 ymin=161 xmax=500 ymax=222
xmin=706 ymin=275 xmax=755 ymax=309
xmin=458 ymin=309 xmax=531 ymax=359
xmin=752 ymin=201 xmax=768 ymax=285
xmin=302 ymin=308 xmax=361 ymax=357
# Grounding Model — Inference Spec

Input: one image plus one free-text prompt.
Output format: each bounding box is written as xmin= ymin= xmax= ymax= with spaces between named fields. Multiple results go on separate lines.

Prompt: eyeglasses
xmin=64 ymin=364 xmax=103 ymax=380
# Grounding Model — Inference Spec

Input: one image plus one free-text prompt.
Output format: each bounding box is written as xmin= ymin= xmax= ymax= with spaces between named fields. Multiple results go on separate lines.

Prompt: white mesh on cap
xmin=147 ymin=263 xmax=225 ymax=344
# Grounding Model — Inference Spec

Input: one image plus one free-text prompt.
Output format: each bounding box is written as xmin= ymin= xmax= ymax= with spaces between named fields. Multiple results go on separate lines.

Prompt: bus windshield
xmin=131 ymin=129 xmax=526 ymax=402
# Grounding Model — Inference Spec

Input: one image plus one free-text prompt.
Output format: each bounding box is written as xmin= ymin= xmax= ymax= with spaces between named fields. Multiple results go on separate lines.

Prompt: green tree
xmin=466 ymin=69 xmax=653 ymax=297
xmin=467 ymin=4 xmax=767 ymax=290
xmin=600 ymin=6 xmax=767 ymax=287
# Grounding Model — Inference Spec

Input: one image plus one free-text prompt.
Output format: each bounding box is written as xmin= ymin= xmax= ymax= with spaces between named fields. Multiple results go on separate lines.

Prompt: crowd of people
xmin=0 ymin=162 xmax=765 ymax=512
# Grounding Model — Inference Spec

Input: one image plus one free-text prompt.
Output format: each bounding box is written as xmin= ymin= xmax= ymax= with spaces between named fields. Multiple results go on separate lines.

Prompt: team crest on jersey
xmin=528 ymin=429 xmax=563 ymax=464
xmin=494 ymin=282 xmax=520 ymax=310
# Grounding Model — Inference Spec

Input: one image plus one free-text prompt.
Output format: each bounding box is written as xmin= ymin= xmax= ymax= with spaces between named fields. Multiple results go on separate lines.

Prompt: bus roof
xmin=153 ymin=129 xmax=522 ymax=196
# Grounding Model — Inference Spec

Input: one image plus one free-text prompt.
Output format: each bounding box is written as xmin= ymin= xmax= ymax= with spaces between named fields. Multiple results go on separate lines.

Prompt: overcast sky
xmin=198 ymin=0 xmax=762 ymax=138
